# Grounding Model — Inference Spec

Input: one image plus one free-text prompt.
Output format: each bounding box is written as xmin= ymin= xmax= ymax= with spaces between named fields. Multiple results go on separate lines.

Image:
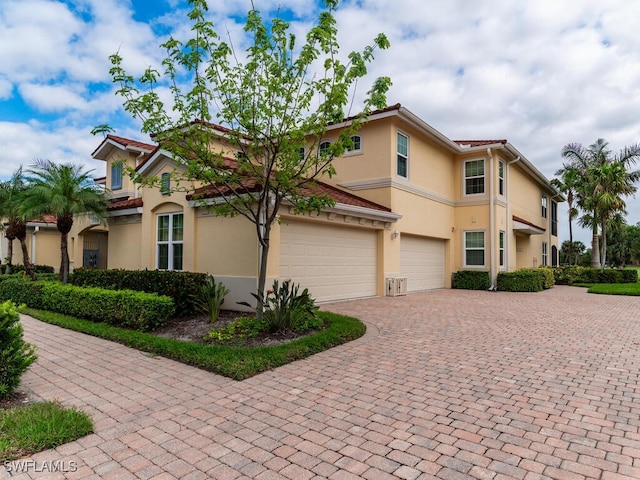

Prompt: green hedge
xmin=497 ymin=270 xmax=544 ymax=292
xmin=71 ymin=268 xmax=207 ymax=317
xmin=551 ymin=266 xmax=637 ymax=285
xmin=0 ymin=264 xmax=54 ymax=274
xmin=0 ymin=280 xmax=174 ymax=331
xmin=0 ymin=301 xmax=37 ymax=399
xmin=452 ymin=271 xmax=490 ymax=290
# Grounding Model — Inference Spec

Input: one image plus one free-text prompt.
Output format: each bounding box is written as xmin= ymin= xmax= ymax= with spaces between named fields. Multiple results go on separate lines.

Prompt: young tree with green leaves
xmin=108 ymin=0 xmax=391 ymax=319
xmin=21 ymin=160 xmax=108 ymax=284
xmin=552 ymin=166 xmax=580 ymax=268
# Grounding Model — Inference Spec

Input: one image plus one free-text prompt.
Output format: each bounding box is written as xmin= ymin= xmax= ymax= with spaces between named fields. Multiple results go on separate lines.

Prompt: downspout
xmin=31 ymin=226 xmax=39 ymax=264
xmin=506 ymin=156 xmax=521 ymax=272
xmin=488 ymin=148 xmax=495 ymax=290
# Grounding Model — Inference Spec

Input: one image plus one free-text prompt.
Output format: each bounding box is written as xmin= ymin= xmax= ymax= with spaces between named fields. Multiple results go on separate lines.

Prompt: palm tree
xmin=562 ymin=139 xmax=640 ymax=269
xmin=22 ymin=159 xmax=108 ymax=283
xmin=0 ymin=168 xmax=35 ymax=279
xmin=551 ymin=165 xmax=580 ymax=265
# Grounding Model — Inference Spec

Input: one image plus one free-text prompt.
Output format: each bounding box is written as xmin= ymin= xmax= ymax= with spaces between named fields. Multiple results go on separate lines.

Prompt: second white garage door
xmin=280 ymin=221 xmax=377 ymax=302
xmin=400 ymin=235 xmax=446 ymax=292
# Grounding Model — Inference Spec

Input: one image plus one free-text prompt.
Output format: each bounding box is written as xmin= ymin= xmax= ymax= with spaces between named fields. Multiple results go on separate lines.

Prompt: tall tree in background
xmin=108 ymin=0 xmax=391 ymax=318
xmin=561 ymin=139 xmax=640 ymax=269
xmin=551 ymin=166 xmax=579 ymax=266
xmin=21 ymin=160 xmax=108 ymax=283
xmin=0 ymin=168 xmax=35 ymax=279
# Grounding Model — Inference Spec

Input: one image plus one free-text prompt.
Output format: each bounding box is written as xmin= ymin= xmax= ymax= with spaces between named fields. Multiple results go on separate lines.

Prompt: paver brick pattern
xmin=4 ymin=286 xmax=640 ymax=479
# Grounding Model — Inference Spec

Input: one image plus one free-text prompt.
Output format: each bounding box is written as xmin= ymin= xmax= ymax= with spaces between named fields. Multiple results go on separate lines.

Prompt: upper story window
xmin=319 ymin=141 xmax=331 ymax=157
xmin=346 ymin=135 xmax=362 ymax=153
xmin=157 ymin=212 xmax=183 ymax=271
xmin=498 ymin=161 xmax=505 ymax=196
xmin=551 ymin=200 xmax=558 ymax=236
xmin=298 ymin=147 xmax=305 ymax=160
xmin=465 ymin=159 xmax=485 ymax=195
xmin=236 ymin=151 xmax=248 ymax=160
xmin=397 ymin=132 xmax=408 ymax=178
xmin=160 ymin=172 xmax=170 ymax=195
xmin=111 ymin=162 xmax=123 ymax=190
xmin=464 ymin=231 xmax=485 ymax=267
xmin=541 ymin=195 xmax=548 ymax=218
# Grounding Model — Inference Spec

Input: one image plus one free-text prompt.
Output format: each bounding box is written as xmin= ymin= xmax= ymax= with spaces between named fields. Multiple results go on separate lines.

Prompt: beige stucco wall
xmin=106 ymin=219 xmax=142 ymax=270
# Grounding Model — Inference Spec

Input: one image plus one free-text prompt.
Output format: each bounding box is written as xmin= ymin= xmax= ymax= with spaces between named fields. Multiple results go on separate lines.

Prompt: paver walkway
xmin=3 ymin=286 xmax=640 ymax=479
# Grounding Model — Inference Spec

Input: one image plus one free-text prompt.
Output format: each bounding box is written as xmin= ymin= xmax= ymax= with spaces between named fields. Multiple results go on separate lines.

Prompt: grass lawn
xmin=588 ymin=282 xmax=640 ymax=295
xmin=23 ymin=308 xmax=366 ymax=381
xmin=0 ymin=401 xmax=93 ymax=462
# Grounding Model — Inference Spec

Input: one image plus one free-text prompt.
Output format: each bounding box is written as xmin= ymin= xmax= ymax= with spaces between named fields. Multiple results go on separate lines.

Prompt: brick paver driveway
xmin=5 ymin=286 xmax=640 ymax=479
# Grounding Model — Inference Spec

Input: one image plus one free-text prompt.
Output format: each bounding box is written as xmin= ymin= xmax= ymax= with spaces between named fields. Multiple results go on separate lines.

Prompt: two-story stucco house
xmin=9 ymin=104 xmax=561 ymax=306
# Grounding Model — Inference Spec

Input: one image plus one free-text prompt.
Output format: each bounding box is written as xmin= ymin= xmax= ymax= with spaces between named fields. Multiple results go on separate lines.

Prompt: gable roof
xmin=187 ymin=180 xmax=392 ymax=213
xmin=92 ymin=134 xmax=157 ymax=161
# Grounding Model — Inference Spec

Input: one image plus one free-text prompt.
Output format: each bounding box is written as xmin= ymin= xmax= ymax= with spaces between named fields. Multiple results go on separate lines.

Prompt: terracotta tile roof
xmin=335 ymin=103 xmax=402 ymax=125
xmin=513 ymin=215 xmax=545 ymax=231
xmin=187 ymin=179 xmax=390 ymax=213
xmin=454 ymin=139 xmax=508 ymax=147
xmin=29 ymin=214 xmax=57 ymax=224
xmin=107 ymin=197 xmax=143 ymax=211
xmin=104 ymin=134 xmax=156 ymax=152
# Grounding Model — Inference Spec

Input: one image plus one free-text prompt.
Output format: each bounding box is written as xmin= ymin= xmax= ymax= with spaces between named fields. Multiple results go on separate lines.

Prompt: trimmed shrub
xmin=0 ymin=264 xmax=54 ymax=275
xmin=0 ymin=279 xmax=45 ymax=309
xmin=452 ymin=271 xmax=490 ymax=290
xmin=40 ymin=283 xmax=174 ymax=331
xmin=497 ymin=270 xmax=544 ymax=292
xmin=71 ymin=268 xmax=207 ymax=317
xmin=621 ymin=269 xmax=638 ymax=283
xmin=551 ymin=265 xmax=586 ymax=285
xmin=0 ymin=301 xmax=37 ymax=399
xmin=0 ymin=279 xmax=173 ymax=331
xmin=537 ymin=267 xmax=555 ymax=289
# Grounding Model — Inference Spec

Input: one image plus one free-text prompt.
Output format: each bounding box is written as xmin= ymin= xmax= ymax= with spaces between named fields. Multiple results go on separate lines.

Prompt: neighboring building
xmin=22 ymin=104 xmax=562 ymax=306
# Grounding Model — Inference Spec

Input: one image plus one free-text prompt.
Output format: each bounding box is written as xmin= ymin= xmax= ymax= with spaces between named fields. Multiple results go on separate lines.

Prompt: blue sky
xmin=2 ymin=0 xmax=640 ymax=245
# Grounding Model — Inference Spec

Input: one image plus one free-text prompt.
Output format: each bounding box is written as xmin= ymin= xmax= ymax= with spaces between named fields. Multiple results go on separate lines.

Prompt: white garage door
xmin=400 ymin=235 xmax=446 ymax=292
xmin=280 ymin=221 xmax=377 ymax=302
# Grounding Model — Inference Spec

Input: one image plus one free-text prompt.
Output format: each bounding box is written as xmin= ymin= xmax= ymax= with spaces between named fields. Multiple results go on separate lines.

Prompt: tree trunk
xmin=60 ymin=232 xmax=70 ymax=284
xmin=568 ymin=215 xmax=574 ymax=265
xmin=256 ymin=225 xmax=271 ymax=323
xmin=590 ymin=226 xmax=601 ymax=268
xmin=15 ymin=221 xmax=36 ymax=280
xmin=600 ymin=218 xmax=607 ymax=271
xmin=5 ymin=238 xmax=13 ymax=275
xmin=18 ymin=238 xmax=36 ymax=281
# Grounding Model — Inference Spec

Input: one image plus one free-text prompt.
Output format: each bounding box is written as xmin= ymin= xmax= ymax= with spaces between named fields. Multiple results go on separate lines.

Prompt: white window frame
xmin=111 ymin=162 xmax=123 ymax=190
xmin=464 ymin=230 xmax=486 ymax=268
xmin=542 ymin=242 xmax=548 ymax=267
xmin=541 ymin=195 xmax=548 ymax=218
xmin=157 ymin=212 xmax=184 ymax=271
xmin=396 ymin=131 xmax=409 ymax=178
xmin=464 ymin=159 xmax=485 ymax=195
xmin=498 ymin=161 xmax=505 ymax=196
xmin=319 ymin=141 xmax=331 ymax=155
xmin=499 ymin=230 xmax=505 ymax=268
xmin=345 ymin=134 xmax=362 ymax=155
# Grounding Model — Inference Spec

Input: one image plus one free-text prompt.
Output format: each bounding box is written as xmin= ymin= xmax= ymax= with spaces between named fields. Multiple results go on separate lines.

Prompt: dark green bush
xmin=452 ymin=271 xmax=490 ymax=290
xmin=40 ymin=283 xmax=174 ymax=331
xmin=0 ymin=301 xmax=37 ymax=399
xmin=595 ymin=269 xmax=622 ymax=284
xmin=71 ymin=268 xmax=207 ymax=317
xmin=620 ymin=269 xmax=638 ymax=283
xmin=0 ymin=264 xmax=54 ymax=274
xmin=0 ymin=279 xmax=45 ymax=309
xmin=497 ymin=270 xmax=544 ymax=292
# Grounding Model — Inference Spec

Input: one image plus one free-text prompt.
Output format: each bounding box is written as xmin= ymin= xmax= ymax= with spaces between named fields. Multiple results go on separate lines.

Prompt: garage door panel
xmin=400 ymin=235 xmax=445 ymax=292
xmin=280 ymin=221 xmax=377 ymax=302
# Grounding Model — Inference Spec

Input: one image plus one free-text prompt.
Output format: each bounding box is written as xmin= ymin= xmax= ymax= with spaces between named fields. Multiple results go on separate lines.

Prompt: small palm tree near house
xmin=21 ymin=159 xmax=109 ymax=283
xmin=0 ymin=168 xmax=36 ymax=279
